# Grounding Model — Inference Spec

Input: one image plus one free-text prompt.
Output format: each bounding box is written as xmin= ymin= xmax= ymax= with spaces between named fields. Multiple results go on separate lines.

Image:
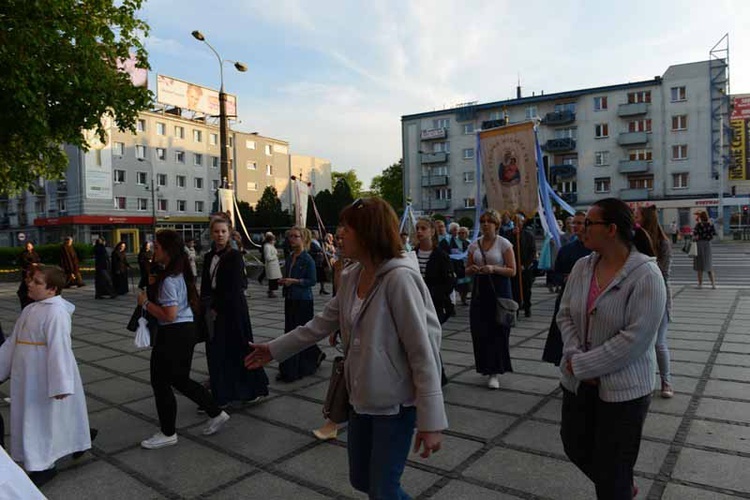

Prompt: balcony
xmin=421 ymin=175 xmax=450 ymax=187
xmin=423 ymin=199 xmax=451 ymax=211
xmin=57 ymin=181 xmax=68 ymax=194
xmin=420 ymin=152 xmax=448 ymax=164
xmin=617 ymin=132 xmax=648 ymax=146
xmin=420 ymin=127 xmax=447 ymax=141
xmin=543 ymin=138 xmax=576 ymax=152
xmin=543 ymin=110 xmax=576 ymax=126
xmin=549 ymin=165 xmax=577 ymax=180
xmin=561 ymin=193 xmax=578 ymax=205
xmin=481 ymin=119 xmax=506 ymax=130
xmin=619 ymin=188 xmax=649 ymax=201
xmin=618 ymin=102 xmax=649 ymax=117
xmin=618 ymin=160 xmax=651 ymax=174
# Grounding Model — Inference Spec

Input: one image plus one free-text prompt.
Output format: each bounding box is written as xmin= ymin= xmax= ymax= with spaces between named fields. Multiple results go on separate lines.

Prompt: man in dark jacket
xmin=511 ymin=214 xmax=536 ymax=317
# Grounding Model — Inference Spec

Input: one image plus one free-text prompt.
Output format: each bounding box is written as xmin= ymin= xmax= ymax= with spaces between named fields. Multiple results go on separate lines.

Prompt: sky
xmin=139 ymin=0 xmax=750 ymax=187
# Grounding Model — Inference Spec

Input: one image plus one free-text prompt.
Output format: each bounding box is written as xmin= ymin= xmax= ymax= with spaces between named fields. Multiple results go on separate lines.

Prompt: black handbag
xmin=322 ymin=354 xmax=350 ymax=424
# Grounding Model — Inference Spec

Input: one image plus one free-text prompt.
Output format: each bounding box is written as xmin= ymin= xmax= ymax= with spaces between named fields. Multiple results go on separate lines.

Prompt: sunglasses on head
xmin=351 ymin=198 xmax=365 ymax=209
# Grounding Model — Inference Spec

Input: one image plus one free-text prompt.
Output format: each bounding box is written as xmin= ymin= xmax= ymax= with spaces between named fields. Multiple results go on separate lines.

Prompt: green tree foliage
xmin=370 ymin=159 xmax=404 ymax=212
xmin=332 ymin=177 xmax=355 ymax=212
xmin=458 ymin=216 xmax=475 ymax=229
xmin=255 ymin=186 xmax=291 ymax=229
xmin=331 ymin=170 xmax=363 ymax=199
xmin=307 ymin=189 xmax=338 ymax=229
xmin=0 ymin=0 xmax=153 ymax=193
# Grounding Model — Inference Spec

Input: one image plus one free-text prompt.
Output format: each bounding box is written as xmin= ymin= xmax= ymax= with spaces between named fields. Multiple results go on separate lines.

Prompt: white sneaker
xmin=487 ymin=375 xmax=500 ymax=390
xmin=202 ymin=411 xmax=230 ymax=436
xmin=140 ymin=431 xmax=178 ymax=450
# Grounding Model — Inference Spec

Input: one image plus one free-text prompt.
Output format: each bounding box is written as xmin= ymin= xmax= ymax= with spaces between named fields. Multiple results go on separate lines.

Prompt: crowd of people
xmin=0 ymin=199 xmax=721 ymax=498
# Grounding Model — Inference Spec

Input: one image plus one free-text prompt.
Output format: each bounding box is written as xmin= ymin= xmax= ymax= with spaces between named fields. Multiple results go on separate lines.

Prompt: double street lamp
xmin=191 ymin=30 xmax=248 ymax=190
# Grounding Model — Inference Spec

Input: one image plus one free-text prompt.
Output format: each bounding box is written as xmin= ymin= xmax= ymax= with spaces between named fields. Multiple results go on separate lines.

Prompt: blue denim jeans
xmin=655 ymin=312 xmax=671 ymax=384
xmin=348 ymin=406 xmax=416 ymax=500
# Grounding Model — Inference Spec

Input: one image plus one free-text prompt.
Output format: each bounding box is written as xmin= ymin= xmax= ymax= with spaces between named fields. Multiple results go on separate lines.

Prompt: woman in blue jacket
xmin=277 ymin=226 xmax=323 ymax=382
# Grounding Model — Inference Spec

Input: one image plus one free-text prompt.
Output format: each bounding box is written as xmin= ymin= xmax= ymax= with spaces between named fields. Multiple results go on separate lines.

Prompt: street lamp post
xmin=137 ymin=158 xmax=158 ymax=236
xmin=191 ymin=30 xmax=247 ymax=190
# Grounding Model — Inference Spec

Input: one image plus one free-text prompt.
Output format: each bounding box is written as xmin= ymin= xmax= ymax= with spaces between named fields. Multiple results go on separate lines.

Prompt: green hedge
xmin=0 ymin=243 xmax=94 ymax=267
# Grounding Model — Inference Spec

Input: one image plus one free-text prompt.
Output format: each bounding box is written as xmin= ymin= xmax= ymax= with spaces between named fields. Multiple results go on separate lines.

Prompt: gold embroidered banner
xmin=480 ymin=121 xmax=538 ymax=216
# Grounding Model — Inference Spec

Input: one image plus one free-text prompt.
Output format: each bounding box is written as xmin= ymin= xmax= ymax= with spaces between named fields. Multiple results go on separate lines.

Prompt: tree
xmin=0 ymin=0 xmax=152 ymax=193
xmin=255 ymin=186 xmax=291 ymax=228
xmin=331 ymin=170 xmax=363 ymax=199
xmin=370 ymin=159 xmax=404 ymax=212
xmin=332 ymin=177 xmax=355 ymax=213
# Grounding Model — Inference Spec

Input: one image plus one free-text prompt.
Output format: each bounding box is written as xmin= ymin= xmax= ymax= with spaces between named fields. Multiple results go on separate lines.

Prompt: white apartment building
xmin=401 ymin=60 xmax=748 ymax=233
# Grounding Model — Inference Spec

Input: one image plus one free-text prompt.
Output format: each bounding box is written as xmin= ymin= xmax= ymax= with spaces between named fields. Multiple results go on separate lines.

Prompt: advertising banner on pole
xmin=479 ymin=121 xmax=538 ymax=216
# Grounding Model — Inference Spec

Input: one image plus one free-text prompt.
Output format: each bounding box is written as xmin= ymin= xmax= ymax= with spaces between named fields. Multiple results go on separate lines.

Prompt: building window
xmin=594 ymin=123 xmax=609 ymax=138
xmin=176 ymin=175 xmax=186 ymax=188
xmin=246 ymin=140 xmax=256 ymax=149
xmin=175 ymin=151 xmax=185 ymax=164
xmin=672 ymin=144 xmax=688 ymax=160
xmin=433 ymin=141 xmax=450 ymax=153
xmin=137 ymin=119 xmax=146 ymax=132
xmin=193 ymin=130 xmax=202 ymax=143
xmin=211 ymin=180 xmax=219 ymax=191
xmin=157 ymin=173 xmax=167 ymax=187
xmin=462 ymin=148 xmax=475 ymax=159
xmin=672 ymin=173 xmax=689 ymax=189
xmin=434 ymin=188 xmax=451 ymax=200
xmin=266 ymin=164 xmax=273 ymax=176
xmin=463 ymin=197 xmax=476 ymax=208
xmin=211 ymin=156 xmax=219 ymax=169
xmin=193 ymin=153 xmax=203 ymax=166
xmin=628 ymin=174 xmax=654 ymax=190
xmin=136 ymin=171 xmax=148 ymax=185
xmin=670 ymin=86 xmax=687 ymax=102
xmin=264 ymin=144 xmax=273 ymax=156
xmin=174 ymin=126 xmax=184 ymax=139
xmin=463 ymin=171 xmax=475 ymax=183
xmin=629 ymin=149 xmax=653 ymax=161
xmin=137 ymin=198 xmax=148 ymax=211
xmin=229 ymin=136 xmax=233 ymax=147
xmin=113 ymin=142 xmax=125 ymax=156
xmin=627 ymin=91 xmax=651 ymax=104
xmin=671 ymin=115 xmax=688 ymax=131
xmin=433 ymin=118 xmax=449 ymax=129
xmin=114 ymin=197 xmax=127 ymax=209
xmin=177 ymin=200 xmax=186 ymax=212
xmin=594 ymin=151 xmax=609 ymax=166
xmin=594 ymin=177 xmax=611 ymax=193
xmin=554 ymin=103 xmax=576 ymax=113
xmin=194 ymin=177 xmax=204 ymax=189
xmin=55 ymin=198 xmax=66 ymax=213
xmin=462 ymin=123 xmax=475 ymax=135
xmin=135 ymin=145 xmax=146 ymax=159
xmin=628 ymin=119 xmax=652 ymax=133
xmin=158 ymin=199 xmax=168 ymax=211
xmin=195 ymin=200 xmax=205 ymax=213
xmin=593 ymin=96 xmax=608 ymax=111
xmin=247 ymin=182 xmax=258 ymax=191
xmin=246 ymin=161 xmax=257 ymax=170
xmin=555 ymin=127 xmax=577 ymax=139
xmin=557 ymin=180 xmax=577 ymax=194
xmin=156 ymin=147 xmax=166 ymax=161
xmin=114 ymin=170 xmax=126 ymax=184
xmin=210 ymin=133 xmax=218 ymax=146
xmin=525 ymin=106 xmax=538 ymax=119
xmin=488 ymin=111 xmax=503 ymax=120
xmin=156 ymin=122 xmax=166 ymax=135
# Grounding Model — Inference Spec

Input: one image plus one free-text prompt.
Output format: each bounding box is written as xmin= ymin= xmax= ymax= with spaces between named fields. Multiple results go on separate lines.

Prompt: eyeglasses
xmin=584 ymin=219 xmax=611 ymax=228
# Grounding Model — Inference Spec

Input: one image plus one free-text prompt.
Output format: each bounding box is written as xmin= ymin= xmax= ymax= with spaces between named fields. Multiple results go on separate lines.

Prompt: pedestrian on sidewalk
xmin=137 ymin=241 xmax=153 ymax=290
xmin=693 ymin=212 xmax=717 ymax=289
xmin=637 ymin=205 xmax=674 ymax=398
xmin=60 ymin=237 xmax=85 ymax=288
xmin=262 ymin=232 xmax=282 ymax=298
xmin=111 ymin=241 xmax=131 ymax=295
xmin=245 ymin=197 xmax=446 ymax=499
xmin=16 ymin=241 xmax=41 ymax=309
xmin=139 ymin=230 xmax=229 ymax=450
xmin=466 ymin=209 xmax=516 ymax=389
xmin=93 ymin=238 xmax=116 ymax=299
xmin=559 ymin=198 xmax=666 ymax=499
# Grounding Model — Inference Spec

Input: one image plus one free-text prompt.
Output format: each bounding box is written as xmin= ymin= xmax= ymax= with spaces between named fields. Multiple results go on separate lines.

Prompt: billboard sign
xmin=156 ymin=74 xmax=237 ymax=117
xmin=731 ymin=95 xmax=750 ymax=120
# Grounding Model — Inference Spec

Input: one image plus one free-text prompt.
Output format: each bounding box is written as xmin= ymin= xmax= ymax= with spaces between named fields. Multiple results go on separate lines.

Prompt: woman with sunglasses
xmin=558 ymin=198 xmax=665 ymax=499
xmin=245 ymin=197 xmax=446 ymax=499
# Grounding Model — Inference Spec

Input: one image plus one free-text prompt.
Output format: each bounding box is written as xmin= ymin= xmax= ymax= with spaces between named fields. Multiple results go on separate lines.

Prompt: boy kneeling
xmin=0 ymin=265 xmax=91 ymax=486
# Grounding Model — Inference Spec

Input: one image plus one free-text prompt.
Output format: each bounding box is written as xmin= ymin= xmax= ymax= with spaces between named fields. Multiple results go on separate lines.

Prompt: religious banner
xmin=292 ymin=179 xmax=309 ymax=227
xmin=479 ymin=121 xmax=538 ymax=217
xmin=218 ymin=188 xmax=235 ymax=227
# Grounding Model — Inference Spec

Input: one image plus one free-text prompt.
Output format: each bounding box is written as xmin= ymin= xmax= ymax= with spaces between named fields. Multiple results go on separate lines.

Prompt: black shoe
xmin=29 ymin=467 xmax=58 ymax=487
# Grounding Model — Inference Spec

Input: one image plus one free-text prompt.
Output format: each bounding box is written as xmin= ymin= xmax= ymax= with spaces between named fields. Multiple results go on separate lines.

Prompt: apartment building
xmin=402 ymin=60 xmax=748 ymax=232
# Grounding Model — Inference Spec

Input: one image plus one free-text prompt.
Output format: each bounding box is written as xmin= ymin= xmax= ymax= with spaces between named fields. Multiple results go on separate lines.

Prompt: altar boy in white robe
xmin=0 ymin=265 xmax=91 ymax=486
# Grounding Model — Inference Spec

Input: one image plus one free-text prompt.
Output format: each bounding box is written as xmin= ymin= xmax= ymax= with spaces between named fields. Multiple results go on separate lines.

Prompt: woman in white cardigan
xmin=558 ymin=197 xmax=666 ymax=500
xmin=262 ymin=232 xmax=282 ymax=298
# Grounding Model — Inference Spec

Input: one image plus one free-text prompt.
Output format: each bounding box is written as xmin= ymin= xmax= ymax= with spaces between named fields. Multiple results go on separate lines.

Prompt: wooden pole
xmin=514 ymin=214 xmax=524 ymax=310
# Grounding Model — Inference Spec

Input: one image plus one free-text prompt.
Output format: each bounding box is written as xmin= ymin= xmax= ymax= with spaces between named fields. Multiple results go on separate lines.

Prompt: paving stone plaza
xmin=1 ymin=273 xmax=749 ymax=499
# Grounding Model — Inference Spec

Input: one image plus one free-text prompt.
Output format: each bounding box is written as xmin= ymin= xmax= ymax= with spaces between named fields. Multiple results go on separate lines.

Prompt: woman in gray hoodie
xmin=559 ymin=198 xmax=666 ymax=499
xmin=246 ymin=197 xmax=447 ymax=499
